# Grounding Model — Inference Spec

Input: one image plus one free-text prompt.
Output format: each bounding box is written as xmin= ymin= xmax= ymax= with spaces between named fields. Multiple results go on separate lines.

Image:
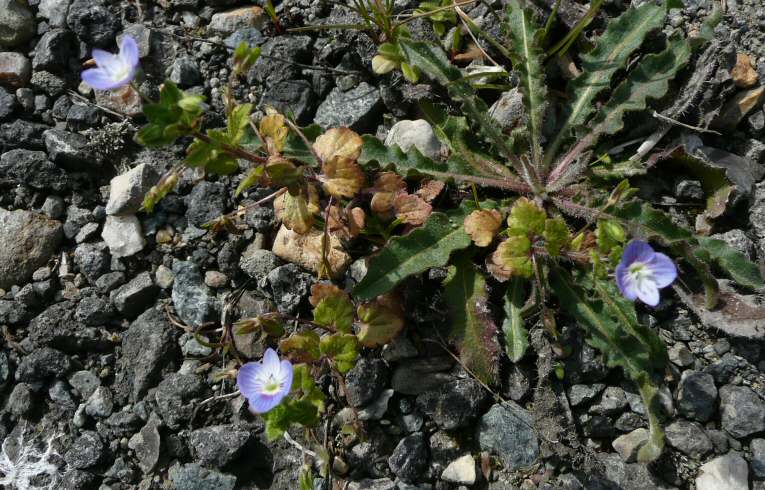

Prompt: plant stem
xmin=191 ymin=130 xmax=268 ymax=164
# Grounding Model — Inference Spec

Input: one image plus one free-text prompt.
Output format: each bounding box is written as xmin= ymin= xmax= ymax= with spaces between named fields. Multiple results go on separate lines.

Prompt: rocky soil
xmin=0 ymin=0 xmax=765 ymax=489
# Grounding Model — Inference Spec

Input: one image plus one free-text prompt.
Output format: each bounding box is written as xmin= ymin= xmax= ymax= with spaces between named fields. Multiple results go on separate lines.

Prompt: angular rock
xmin=239 ymin=245 xmax=281 ymax=281
xmin=102 ymin=214 xmax=145 ymax=258
xmin=416 ymin=377 xmax=490 ymax=430
xmin=0 ymin=208 xmax=62 ymax=289
xmin=128 ymin=415 xmax=162 ymax=474
xmin=592 ymin=453 xmax=674 ymax=489
xmin=68 ymin=370 xmax=100 ymax=400
xmin=567 ymin=383 xmax=606 ymax=407
xmin=388 ymin=433 xmax=429 ymax=483
xmin=84 ymin=386 xmax=115 ymax=419
xmin=155 ymin=373 xmax=208 ymax=429
xmin=345 ymin=358 xmax=388 ymax=408
xmin=38 ymin=0 xmax=71 ymax=28
xmin=106 ymin=163 xmax=160 ymax=215
xmin=266 ymin=263 xmax=314 ymax=315
xmin=66 ymin=0 xmax=120 ymax=47
xmin=116 ymin=307 xmax=179 ymax=402
xmin=391 ymin=357 xmax=454 ymax=395
xmin=695 ymin=453 xmax=749 ymax=490
xmin=188 ymin=425 xmax=251 ymax=468
xmin=752 ymin=439 xmax=765 ymax=478
xmin=168 ymin=463 xmax=236 ymax=490
xmin=111 ymin=271 xmax=158 ymax=317
xmin=713 ymin=85 xmax=765 ymax=129
xmin=732 ymin=53 xmax=758 ymax=88
xmin=259 ymin=79 xmax=316 ymax=125
xmin=0 ymin=0 xmax=35 ymax=48
xmin=169 ymin=57 xmax=201 ymax=88
xmin=248 ymin=36 xmax=312 ymax=85
xmin=477 ymin=402 xmax=539 ymax=471
xmin=315 ymin=82 xmax=383 ymax=132
xmin=0 ymin=52 xmax=31 ymax=87
xmin=0 ymin=148 xmax=67 ymax=191
xmin=7 ymin=383 xmax=34 ymax=417
xmin=76 ymin=295 xmax=114 ymax=326
xmin=64 ymin=431 xmax=104 ymax=469
xmin=28 ymin=302 xmax=108 ymax=352
xmin=172 ymin=261 xmax=216 ymax=327
xmin=32 ymin=29 xmax=76 ymax=72
xmin=43 ymin=128 xmax=99 ymax=170
xmin=677 ymin=370 xmax=717 ymax=422
xmin=588 ymin=386 xmax=628 ymax=415
xmin=358 ymin=389 xmax=394 ymax=421
xmin=271 ymin=225 xmax=351 ymax=279
xmin=719 ymin=384 xmax=765 ymax=438
xmin=612 ymin=428 xmax=649 ymax=463
xmin=73 ymin=242 xmax=110 ymax=283
xmin=185 ymin=181 xmax=227 ymax=227
xmin=208 ymin=6 xmax=267 ymax=36
xmin=665 ymin=420 xmax=712 ymax=459
xmin=441 ymin=454 xmax=476 ymax=485
xmin=384 ymin=119 xmax=442 ymax=160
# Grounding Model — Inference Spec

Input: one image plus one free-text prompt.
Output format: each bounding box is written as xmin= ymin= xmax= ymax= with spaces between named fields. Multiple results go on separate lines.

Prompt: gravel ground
xmin=0 ymin=0 xmax=765 ymax=489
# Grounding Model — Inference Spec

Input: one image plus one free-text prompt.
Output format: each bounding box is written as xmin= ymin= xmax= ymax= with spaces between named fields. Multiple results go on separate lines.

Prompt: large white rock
xmin=696 ymin=453 xmax=749 ymax=490
xmin=271 ymin=225 xmax=351 ymax=279
xmin=106 ymin=163 xmax=159 ymax=215
xmin=102 ymin=215 xmax=145 ymax=258
xmin=441 ymin=454 xmax=476 ymax=485
xmin=384 ymin=119 xmax=443 ymax=160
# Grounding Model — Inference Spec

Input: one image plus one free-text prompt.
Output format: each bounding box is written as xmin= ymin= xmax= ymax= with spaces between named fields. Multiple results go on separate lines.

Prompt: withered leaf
xmin=393 ymin=192 xmax=432 ymax=226
xmin=313 ymin=128 xmax=363 ymax=163
xmin=321 ymin=157 xmax=366 ymax=198
xmin=464 ymin=209 xmax=502 ymax=247
xmin=415 ymin=179 xmax=445 ymax=203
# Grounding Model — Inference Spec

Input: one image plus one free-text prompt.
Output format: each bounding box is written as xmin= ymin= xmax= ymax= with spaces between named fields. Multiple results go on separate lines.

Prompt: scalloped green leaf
xmin=352 ymin=211 xmax=472 ymax=300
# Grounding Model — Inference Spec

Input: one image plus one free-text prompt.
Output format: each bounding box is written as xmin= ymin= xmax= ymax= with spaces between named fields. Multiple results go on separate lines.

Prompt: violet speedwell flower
xmin=616 ymin=240 xmax=677 ymax=307
xmin=81 ymin=35 xmax=139 ymax=90
xmin=237 ymin=348 xmax=293 ymax=414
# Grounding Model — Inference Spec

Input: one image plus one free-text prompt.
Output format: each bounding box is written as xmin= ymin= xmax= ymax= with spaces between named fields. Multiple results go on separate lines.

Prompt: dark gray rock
xmin=704 ymin=353 xmax=740 ymax=384
xmin=416 ymin=377 xmax=490 ymax=430
xmin=168 ymin=463 xmax=236 ymax=490
xmin=111 ymin=271 xmax=158 ymax=318
xmin=388 ymin=433 xmax=429 ymax=483
xmin=588 ymin=453 xmax=674 ymax=490
xmin=28 ymin=301 xmax=109 ymax=352
xmin=16 ymin=347 xmax=71 ymax=382
xmin=563 ymin=335 xmax=608 ymax=383
xmin=8 ymin=382 xmax=34 ymax=417
xmin=0 ymin=299 xmax=29 ymax=324
xmin=48 ymin=380 xmax=76 ymax=409
xmin=63 ymin=205 xmax=92 ymax=239
xmin=224 ymin=28 xmax=263 ymax=49
xmin=0 ymin=0 xmax=35 ymax=48
xmin=720 ymin=385 xmax=765 ymax=438
xmin=267 ymin=263 xmax=313 ymax=314
xmin=188 ymin=425 xmax=251 ymax=468
xmin=169 ymin=57 xmax=202 ymax=88
xmin=64 ymin=431 xmax=104 ymax=469
xmin=0 ymin=148 xmax=51 ymax=190
xmin=391 ymin=357 xmax=454 ymax=395
xmin=259 ymin=79 xmax=316 ymax=125
xmin=172 ymin=261 xmax=216 ymax=327
xmin=345 ymin=358 xmax=389 ymax=408
xmin=155 ymin=373 xmax=208 ymax=429
xmin=752 ymin=438 xmax=765 ymax=478
xmin=248 ymin=36 xmax=312 ymax=85
xmin=677 ymin=370 xmax=717 ymax=422
xmin=0 ymin=208 xmax=62 ymax=289
xmin=74 ymin=242 xmax=110 ymax=284
xmin=567 ymin=383 xmax=606 ymax=407
xmin=0 ymin=86 xmax=15 ymax=120
xmin=185 ymin=181 xmax=227 ymax=227
xmin=665 ymin=420 xmax=712 ymax=459
xmin=116 ymin=307 xmax=179 ymax=402
xmin=60 ymin=469 xmax=98 ymax=489
xmin=95 ymin=271 xmax=126 ymax=293
xmin=75 ymin=295 xmax=114 ymax=326
xmin=315 ymin=82 xmax=383 ymax=132
xmin=477 ymin=402 xmax=539 ymax=471
xmin=0 ymin=119 xmax=49 ymax=149
xmin=43 ymin=128 xmax=99 ymax=170
xmin=239 ymin=245 xmax=281 ymax=281
xmin=32 ymin=29 xmax=76 ymax=72
xmin=589 ymin=386 xmax=629 ymax=416
xmin=66 ymin=103 xmax=101 ymax=131
xmin=66 ymin=0 xmax=120 ymax=47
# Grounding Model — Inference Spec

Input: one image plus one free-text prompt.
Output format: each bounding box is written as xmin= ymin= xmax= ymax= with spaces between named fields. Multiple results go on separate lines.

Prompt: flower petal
xmin=616 ymin=263 xmax=638 ymax=301
xmin=277 ymin=360 xmax=294 ymax=398
xmin=120 ymin=35 xmax=140 ymax=67
xmin=81 ymin=68 xmax=119 ymax=90
xmin=262 ymin=348 xmax=280 ymax=375
xmin=236 ymin=362 xmax=264 ymax=400
xmin=91 ymin=48 xmax=120 ymax=72
xmin=621 ymin=240 xmax=655 ymax=266
xmin=247 ymin=393 xmax=282 ymax=414
xmin=647 ymin=252 xmax=677 ymax=288
xmin=636 ymin=279 xmax=660 ymax=306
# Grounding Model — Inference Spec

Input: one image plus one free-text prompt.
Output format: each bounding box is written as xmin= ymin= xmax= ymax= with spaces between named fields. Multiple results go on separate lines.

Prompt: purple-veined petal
xmin=82 ymin=68 xmax=120 ymax=90
xmin=236 ymin=362 xmax=264 ymax=400
xmin=248 ymin=393 xmax=282 ymax=414
xmin=262 ymin=348 xmax=280 ymax=374
xmin=277 ymin=360 xmax=294 ymax=399
xmin=616 ymin=264 xmax=639 ymax=301
xmin=647 ymin=252 xmax=677 ymax=288
xmin=120 ymin=35 xmax=140 ymax=68
xmin=621 ymin=240 xmax=655 ymax=266
xmin=635 ymin=279 xmax=660 ymax=306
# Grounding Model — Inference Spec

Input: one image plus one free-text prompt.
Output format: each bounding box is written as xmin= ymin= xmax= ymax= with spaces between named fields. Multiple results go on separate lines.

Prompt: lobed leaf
xmin=319 ymin=333 xmax=359 ymax=373
xmin=356 ymin=295 xmax=405 ymax=347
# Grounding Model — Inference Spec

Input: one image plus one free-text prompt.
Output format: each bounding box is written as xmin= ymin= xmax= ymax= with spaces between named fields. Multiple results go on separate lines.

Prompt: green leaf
xmin=502 ymin=278 xmax=529 ymax=362
xmin=695 ymin=237 xmax=765 ymax=290
xmin=228 ymin=103 xmax=252 ymax=143
xmin=319 ymin=333 xmax=359 ymax=373
xmin=610 ymin=202 xmax=693 ymax=244
xmin=279 ymin=331 xmax=321 ymax=363
xmin=545 ymin=3 xmax=666 ymax=164
xmin=594 ymin=35 xmax=692 ymax=137
xmin=506 ymin=0 xmax=547 ymax=167
xmin=353 ymin=211 xmax=472 ymax=300
xmin=313 ymin=295 xmax=354 ymax=333
xmin=356 ymin=296 xmax=405 ymax=347
xmin=549 ymin=267 xmax=665 ymax=462
xmin=544 ymin=218 xmax=570 ymax=256
xmin=507 ymin=197 xmax=546 ymax=236
xmin=262 ymin=398 xmax=320 ymax=441
xmin=444 ymin=253 xmax=501 ymax=384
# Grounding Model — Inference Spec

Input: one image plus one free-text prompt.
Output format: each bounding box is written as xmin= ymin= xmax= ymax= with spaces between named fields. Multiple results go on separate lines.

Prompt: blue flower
xmin=237 ymin=348 xmax=293 ymax=414
xmin=81 ymin=35 xmax=139 ymax=90
xmin=616 ymin=240 xmax=677 ymax=307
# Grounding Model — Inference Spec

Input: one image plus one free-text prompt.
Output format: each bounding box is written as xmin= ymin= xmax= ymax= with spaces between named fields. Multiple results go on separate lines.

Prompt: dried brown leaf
xmin=415 ymin=179 xmax=445 ymax=203
xmin=313 ymin=128 xmax=363 ymax=163
xmin=464 ymin=209 xmax=502 ymax=247
xmin=321 ymin=157 xmax=366 ymax=199
xmin=393 ymin=192 xmax=432 ymax=226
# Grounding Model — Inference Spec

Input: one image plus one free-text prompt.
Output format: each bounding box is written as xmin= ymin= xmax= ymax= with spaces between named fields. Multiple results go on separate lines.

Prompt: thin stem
xmin=191 ymin=130 xmax=268 ymax=164
xmin=393 ymin=0 xmax=479 ymax=27
xmin=285 ymin=118 xmax=322 ymax=166
xmin=455 ymin=6 xmax=500 ymax=67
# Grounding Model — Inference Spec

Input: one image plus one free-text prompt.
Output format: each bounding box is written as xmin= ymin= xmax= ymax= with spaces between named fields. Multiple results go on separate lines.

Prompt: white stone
xmin=441 ymin=454 xmax=476 ymax=485
xmin=612 ymin=428 xmax=649 ymax=463
xmin=155 ymin=264 xmax=174 ymax=289
xmin=106 ymin=163 xmax=159 ymax=215
xmin=384 ymin=119 xmax=443 ymax=160
xmin=101 ymin=215 xmax=145 ymax=258
xmin=271 ymin=225 xmax=351 ymax=279
xmin=695 ymin=453 xmax=749 ymax=490
xmin=38 ymin=0 xmax=69 ymax=27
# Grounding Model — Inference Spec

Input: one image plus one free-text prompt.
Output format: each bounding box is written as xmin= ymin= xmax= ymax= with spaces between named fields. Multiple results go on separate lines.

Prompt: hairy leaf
xmin=508 ymin=197 xmax=546 ymax=236
xmin=274 ymin=189 xmax=315 ymax=234
xmin=502 ymin=278 xmax=529 ymax=362
xmin=319 ymin=333 xmax=359 ymax=373
xmin=611 ymin=202 xmax=693 ymax=244
xmin=489 ymin=236 xmax=533 ymax=280
xmin=594 ymin=35 xmax=692 ymax=137
xmin=353 ymin=211 xmax=472 ymax=300
xmin=444 ymin=253 xmax=501 ymax=384
xmin=544 ymin=218 xmax=570 ymax=256
xmin=695 ymin=237 xmax=765 ymax=290
xmin=279 ymin=331 xmax=321 ymax=363
xmin=313 ymin=295 xmax=354 ymax=333
xmin=506 ymin=0 xmax=547 ymax=167
xmin=545 ymin=3 xmax=666 ymax=163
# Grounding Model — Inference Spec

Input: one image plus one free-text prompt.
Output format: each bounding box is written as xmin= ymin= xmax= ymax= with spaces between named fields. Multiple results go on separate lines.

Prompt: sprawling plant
xmin=83 ymin=0 xmax=763 ymax=473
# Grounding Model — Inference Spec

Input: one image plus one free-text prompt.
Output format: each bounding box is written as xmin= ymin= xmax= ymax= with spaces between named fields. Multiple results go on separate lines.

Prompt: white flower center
xmin=261 ymin=374 xmax=282 ymax=395
xmin=628 ymin=262 xmax=653 ymax=285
